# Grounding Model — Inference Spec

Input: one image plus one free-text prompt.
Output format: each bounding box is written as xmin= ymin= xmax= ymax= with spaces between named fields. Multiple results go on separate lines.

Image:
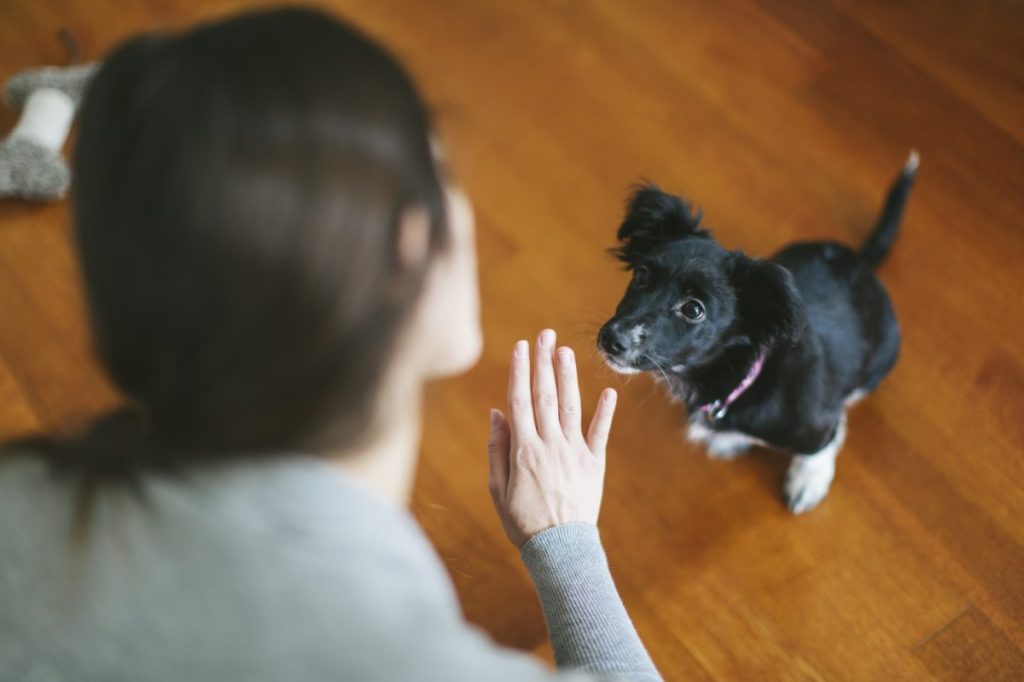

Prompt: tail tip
xmin=904 ymin=149 xmax=920 ymax=175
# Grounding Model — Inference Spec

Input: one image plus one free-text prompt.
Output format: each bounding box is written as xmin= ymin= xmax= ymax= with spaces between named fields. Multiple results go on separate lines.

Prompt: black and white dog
xmin=598 ymin=153 xmax=917 ymax=513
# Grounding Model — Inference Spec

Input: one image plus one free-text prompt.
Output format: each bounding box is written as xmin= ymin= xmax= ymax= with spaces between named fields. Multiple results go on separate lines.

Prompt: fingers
xmin=507 ymin=339 xmax=537 ymax=440
xmin=532 ymin=329 xmax=561 ymax=440
xmin=586 ymin=388 xmax=618 ymax=456
xmin=487 ymin=409 xmax=511 ymax=504
xmin=508 ymin=330 xmax=593 ymax=445
xmin=555 ymin=346 xmax=582 ymax=439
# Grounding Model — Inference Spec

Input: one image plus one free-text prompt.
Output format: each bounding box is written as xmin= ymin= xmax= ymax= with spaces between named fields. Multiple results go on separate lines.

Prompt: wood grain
xmin=1 ymin=0 xmax=1022 ymax=679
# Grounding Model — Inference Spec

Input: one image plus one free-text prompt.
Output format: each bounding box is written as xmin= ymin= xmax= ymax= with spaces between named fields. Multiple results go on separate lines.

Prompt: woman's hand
xmin=487 ymin=329 xmax=617 ymax=548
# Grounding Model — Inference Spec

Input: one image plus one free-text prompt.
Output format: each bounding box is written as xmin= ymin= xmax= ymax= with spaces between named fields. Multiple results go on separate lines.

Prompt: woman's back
xmin=1 ymin=455 xmax=571 ymax=681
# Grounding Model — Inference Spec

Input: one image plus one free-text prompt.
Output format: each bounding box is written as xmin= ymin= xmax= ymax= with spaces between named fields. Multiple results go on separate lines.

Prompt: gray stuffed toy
xmin=0 ymin=62 xmax=97 ymax=202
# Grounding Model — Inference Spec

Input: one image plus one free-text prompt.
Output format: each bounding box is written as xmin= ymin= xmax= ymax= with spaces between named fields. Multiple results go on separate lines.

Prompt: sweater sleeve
xmin=520 ymin=523 xmax=661 ymax=682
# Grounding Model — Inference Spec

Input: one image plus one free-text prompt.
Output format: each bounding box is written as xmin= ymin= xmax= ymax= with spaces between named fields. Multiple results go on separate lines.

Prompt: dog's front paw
xmin=784 ymin=454 xmax=835 ymax=513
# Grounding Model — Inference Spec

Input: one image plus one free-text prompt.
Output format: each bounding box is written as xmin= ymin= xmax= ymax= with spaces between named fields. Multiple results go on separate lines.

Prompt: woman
xmin=0 ymin=8 xmax=660 ymax=681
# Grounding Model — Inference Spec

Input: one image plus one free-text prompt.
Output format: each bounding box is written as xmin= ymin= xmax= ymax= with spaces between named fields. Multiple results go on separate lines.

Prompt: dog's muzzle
xmin=598 ymin=321 xmax=646 ymax=374
xmin=598 ymin=324 xmax=630 ymax=356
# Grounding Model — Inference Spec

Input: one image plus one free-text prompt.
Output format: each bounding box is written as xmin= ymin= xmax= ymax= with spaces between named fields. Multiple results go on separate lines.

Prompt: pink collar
xmin=700 ymin=347 xmax=767 ymax=421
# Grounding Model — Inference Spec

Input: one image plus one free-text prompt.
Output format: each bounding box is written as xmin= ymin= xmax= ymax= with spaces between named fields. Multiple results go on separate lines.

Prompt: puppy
xmin=598 ymin=153 xmax=917 ymax=512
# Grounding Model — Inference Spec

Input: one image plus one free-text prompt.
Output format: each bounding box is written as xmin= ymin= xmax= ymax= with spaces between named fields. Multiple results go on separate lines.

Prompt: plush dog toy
xmin=0 ymin=62 xmax=97 ymax=201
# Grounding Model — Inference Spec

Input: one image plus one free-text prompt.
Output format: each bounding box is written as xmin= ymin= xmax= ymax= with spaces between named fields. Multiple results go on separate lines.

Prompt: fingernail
xmin=539 ymin=329 xmax=555 ymax=347
xmin=605 ymin=389 xmax=617 ymax=404
xmin=558 ymin=347 xmax=573 ymax=364
xmin=515 ymin=340 xmax=527 ymax=357
xmin=490 ymin=409 xmax=499 ymax=427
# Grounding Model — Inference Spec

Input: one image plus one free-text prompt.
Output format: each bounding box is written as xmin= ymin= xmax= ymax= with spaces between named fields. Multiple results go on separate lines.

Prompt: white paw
xmin=687 ymin=421 xmax=762 ymax=460
xmin=784 ymin=416 xmax=846 ymax=514
xmin=706 ymin=435 xmax=754 ymax=460
xmin=784 ymin=455 xmax=835 ymax=513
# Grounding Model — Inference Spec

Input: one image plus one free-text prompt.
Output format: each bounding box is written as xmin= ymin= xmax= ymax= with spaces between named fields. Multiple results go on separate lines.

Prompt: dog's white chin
xmin=602 ymin=354 xmax=642 ymax=375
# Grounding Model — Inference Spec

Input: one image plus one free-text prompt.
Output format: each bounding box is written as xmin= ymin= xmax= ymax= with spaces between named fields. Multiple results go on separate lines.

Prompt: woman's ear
xmin=732 ymin=255 xmax=806 ymax=347
xmin=397 ymin=206 xmax=431 ymax=269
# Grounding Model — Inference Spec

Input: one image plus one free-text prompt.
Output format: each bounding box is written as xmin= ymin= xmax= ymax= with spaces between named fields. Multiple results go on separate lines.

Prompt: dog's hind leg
xmin=784 ymin=415 xmax=847 ymax=513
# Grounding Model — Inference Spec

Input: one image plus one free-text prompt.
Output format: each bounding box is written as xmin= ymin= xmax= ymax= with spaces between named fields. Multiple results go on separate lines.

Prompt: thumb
xmin=487 ymin=409 xmax=511 ymax=504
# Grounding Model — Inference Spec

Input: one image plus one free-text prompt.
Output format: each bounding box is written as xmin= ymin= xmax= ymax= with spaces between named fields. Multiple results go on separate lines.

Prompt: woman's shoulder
xmin=0 ymin=452 xmax=464 ymax=677
xmin=0 ymin=450 xmax=401 ymax=557
xmin=0 ymin=452 xmax=77 ymax=538
xmin=0 ymin=450 xmax=455 ymax=594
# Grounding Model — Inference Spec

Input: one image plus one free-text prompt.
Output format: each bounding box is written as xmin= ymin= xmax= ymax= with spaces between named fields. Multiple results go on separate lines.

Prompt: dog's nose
xmin=598 ymin=325 xmax=628 ymax=355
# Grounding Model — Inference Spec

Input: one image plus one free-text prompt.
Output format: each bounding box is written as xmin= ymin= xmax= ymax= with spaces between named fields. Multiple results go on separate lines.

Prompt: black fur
xmin=598 ymin=155 xmax=917 ymax=510
xmin=611 ymin=184 xmax=709 ymax=263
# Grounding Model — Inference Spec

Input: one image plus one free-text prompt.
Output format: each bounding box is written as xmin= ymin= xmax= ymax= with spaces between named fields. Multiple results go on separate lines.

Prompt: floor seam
xmin=911 ymin=602 xmax=973 ymax=652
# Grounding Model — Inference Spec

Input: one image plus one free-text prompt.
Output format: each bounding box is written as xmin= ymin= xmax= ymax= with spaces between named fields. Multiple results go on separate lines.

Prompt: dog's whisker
xmin=640 ymin=351 xmax=674 ymax=390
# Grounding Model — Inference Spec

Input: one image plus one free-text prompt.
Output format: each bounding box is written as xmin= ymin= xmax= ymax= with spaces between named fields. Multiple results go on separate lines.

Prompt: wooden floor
xmin=2 ymin=1 xmax=1023 ymax=679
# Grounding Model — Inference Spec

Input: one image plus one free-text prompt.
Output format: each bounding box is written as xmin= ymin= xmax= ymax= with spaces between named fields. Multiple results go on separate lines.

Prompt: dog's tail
xmin=859 ymin=150 xmax=919 ymax=269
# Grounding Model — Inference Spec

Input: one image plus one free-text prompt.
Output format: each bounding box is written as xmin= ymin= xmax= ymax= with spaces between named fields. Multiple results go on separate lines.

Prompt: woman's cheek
xmin=441 ymin=245 xmax=483 ymax=375
xmin=439 ymin=185 xmax=483 ymax=374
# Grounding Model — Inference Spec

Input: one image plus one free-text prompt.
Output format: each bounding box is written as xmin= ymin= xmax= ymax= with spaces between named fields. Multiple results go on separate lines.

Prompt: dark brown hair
xmin=13 ymin=7 xmax=448 ymax=476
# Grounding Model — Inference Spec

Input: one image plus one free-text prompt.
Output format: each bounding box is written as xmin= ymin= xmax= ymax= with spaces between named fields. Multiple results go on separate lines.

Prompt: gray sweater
xmin=0 ymin=455 xmax=660 ymax=681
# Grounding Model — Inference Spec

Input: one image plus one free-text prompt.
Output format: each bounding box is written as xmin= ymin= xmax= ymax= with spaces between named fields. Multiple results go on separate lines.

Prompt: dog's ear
xmin=732 ymin=255 xmax=806 ymax=347
xmin=612 ymin=183 xmax=709 ymax=264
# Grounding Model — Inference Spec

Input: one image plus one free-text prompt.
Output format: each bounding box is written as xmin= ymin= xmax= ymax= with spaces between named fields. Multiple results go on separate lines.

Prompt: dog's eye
xmin=632 ymin=266 xmax=650 ymax=289
xmin=678 ymin=299 xmax=705 ymax=321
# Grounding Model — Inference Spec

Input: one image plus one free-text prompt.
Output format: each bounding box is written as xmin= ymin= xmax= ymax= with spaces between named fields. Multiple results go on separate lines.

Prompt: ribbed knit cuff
xmin=521 ymin=523 xmax=607 ymax=583
xmin=520 ymin=524 xmax=660 ymax=680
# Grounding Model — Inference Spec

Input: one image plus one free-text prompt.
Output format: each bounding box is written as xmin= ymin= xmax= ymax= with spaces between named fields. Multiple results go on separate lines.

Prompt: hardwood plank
xmin=0 ymin=352 xmax=40 ymax=439
xmin=831 ymin=0 xmax=1024 ymax=147
xmin=914 ymin=605 xmax=1024 ymax=682
xmin=0 ymin=206 xmax=119 ymax=430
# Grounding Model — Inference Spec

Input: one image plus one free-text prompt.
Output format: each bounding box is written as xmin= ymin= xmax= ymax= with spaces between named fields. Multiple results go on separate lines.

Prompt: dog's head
xmin=598 ymin=184 xmax=805 ymax=375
